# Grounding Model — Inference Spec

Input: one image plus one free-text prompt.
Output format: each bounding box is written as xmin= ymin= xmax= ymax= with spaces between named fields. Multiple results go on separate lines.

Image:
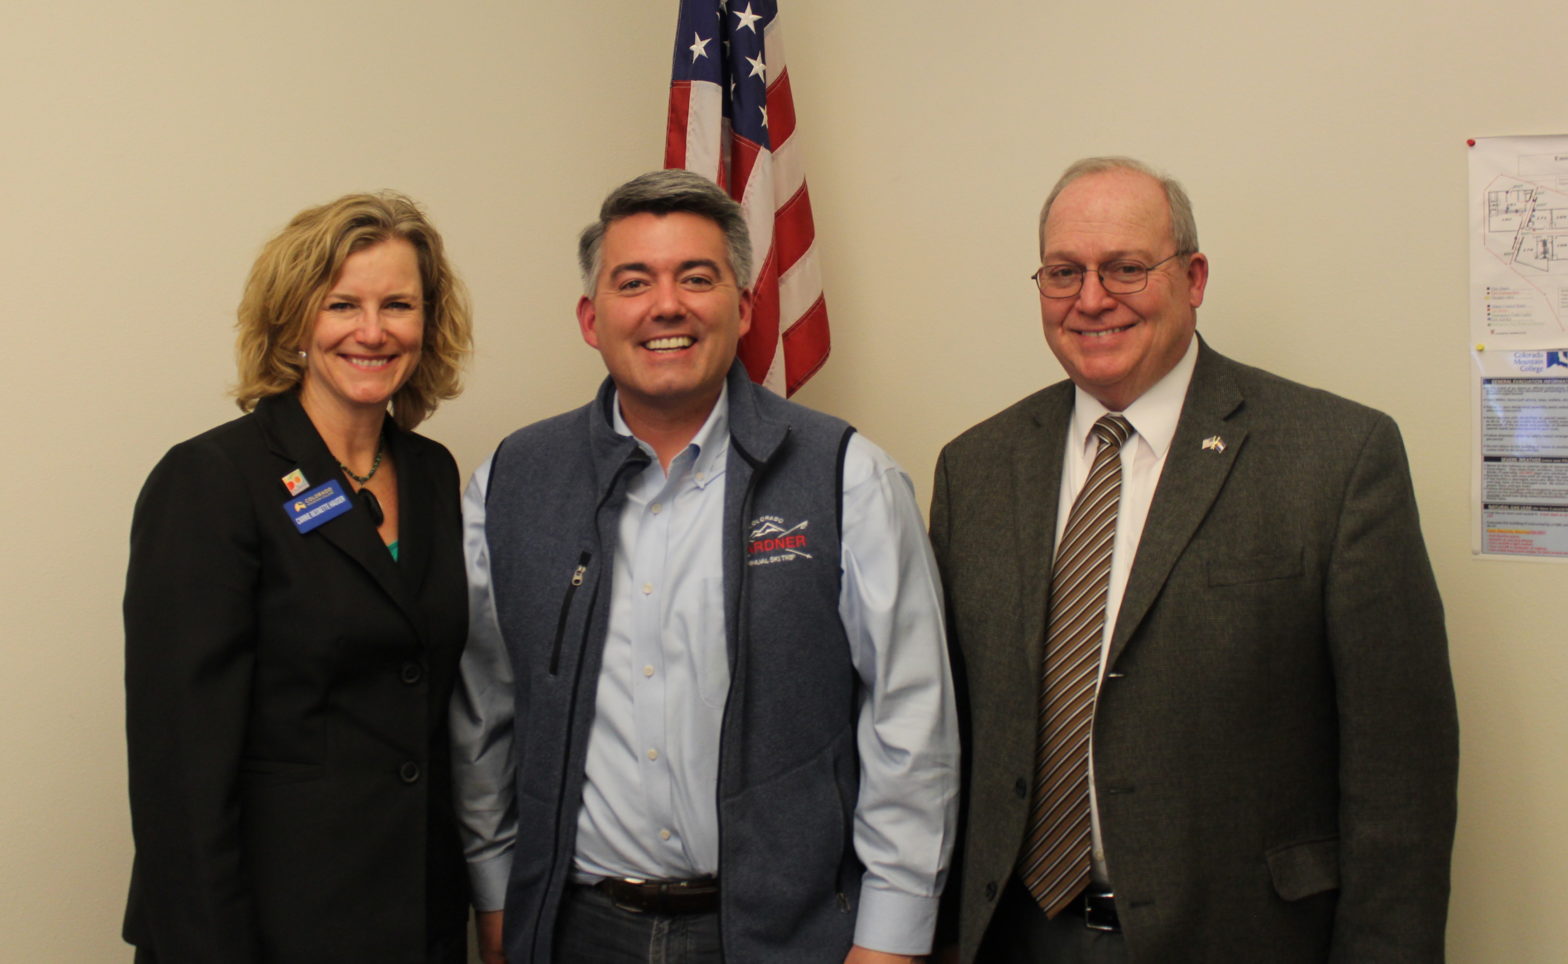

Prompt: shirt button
xmin=643 ymin=665 xmax=655 ymax=678
xmin=651 ymin=502 xmax=662 ymax=514
xmin=647 ymin=748 xmax=659 ymax=761
xmin=694 ymin=472 xmax=705 ymax=483
xmin=659 ymin=829 xmax=672 ymax=841
xmin=642 ymin=583 xmax=653 ymax=595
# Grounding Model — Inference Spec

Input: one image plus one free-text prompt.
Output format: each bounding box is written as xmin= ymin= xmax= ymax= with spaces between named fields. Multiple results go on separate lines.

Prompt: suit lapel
xmin=1107 ymin=344 xmax=1246 ymax=670
xmin=257 ymin=394 xmax=427 ymax=642
xmin=1017 ymin=384 xmax=1074 ymax=676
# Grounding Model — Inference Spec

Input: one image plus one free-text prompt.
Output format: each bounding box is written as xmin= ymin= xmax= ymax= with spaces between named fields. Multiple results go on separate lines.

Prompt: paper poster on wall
xmin=1469 ymin=134 xmax=1568 ymax=559
xmin=1476 ymin=362 xmax=1568 ymax=558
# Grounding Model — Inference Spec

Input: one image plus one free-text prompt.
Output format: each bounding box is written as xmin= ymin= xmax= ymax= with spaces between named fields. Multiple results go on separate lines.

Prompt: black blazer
xmin=124 ymin=392 xmax=469 ymax=963
xmin=932 ymin=344 xmax=1457 ymax=963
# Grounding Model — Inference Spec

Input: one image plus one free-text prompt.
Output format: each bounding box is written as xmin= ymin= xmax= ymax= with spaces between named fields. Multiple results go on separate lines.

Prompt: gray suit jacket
xmin=930 ymin=343 xmax=1457 ymax=963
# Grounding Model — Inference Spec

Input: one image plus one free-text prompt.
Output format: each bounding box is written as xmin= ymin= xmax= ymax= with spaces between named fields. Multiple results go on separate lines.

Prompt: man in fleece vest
xmin=451 ymin=170 xmax=958 ymax=964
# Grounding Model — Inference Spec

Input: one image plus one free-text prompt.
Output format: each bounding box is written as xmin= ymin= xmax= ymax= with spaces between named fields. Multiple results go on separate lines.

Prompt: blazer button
xmin=399 ymin=762 xmax=421 ymax=784
xmin=400 ymin=661 xmax=424 ymax=685
xmin=1014 ymin=777 xmax=1029 ymax=799
xmin=984 ymin=881 xmax=998 ymax=901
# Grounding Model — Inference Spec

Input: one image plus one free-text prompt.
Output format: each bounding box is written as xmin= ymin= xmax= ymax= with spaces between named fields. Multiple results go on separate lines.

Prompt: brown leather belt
xmin=592 ymin=877 xmax=721 ymax=915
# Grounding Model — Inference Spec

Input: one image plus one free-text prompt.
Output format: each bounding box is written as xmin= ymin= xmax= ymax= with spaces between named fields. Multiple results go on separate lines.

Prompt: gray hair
xmin=1038 ymin=156 xmax=1199 ymax=259
xmin=578 ymin=170 xmax=754 ymax=296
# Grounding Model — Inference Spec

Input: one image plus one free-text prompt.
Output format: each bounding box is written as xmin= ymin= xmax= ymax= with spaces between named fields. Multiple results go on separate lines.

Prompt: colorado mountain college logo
xmin=747 ymin=515 xmax=811 ymax=567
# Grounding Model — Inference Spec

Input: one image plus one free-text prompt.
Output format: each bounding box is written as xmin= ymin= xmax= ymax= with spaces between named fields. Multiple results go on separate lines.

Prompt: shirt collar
xmin=611 ymin=383 xmax=731 ymax=486
xmin=1069 ymin=335 xmax=1198 ymax=459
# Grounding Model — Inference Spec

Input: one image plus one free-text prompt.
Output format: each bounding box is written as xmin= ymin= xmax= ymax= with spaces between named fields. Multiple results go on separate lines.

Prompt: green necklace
xmin=339 ymin=438 xmax=385 ymax=484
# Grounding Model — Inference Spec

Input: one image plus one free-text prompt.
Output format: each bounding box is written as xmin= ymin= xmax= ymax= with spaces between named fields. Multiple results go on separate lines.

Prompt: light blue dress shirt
xmin=452 ymin=388 xmax=959 ymax=955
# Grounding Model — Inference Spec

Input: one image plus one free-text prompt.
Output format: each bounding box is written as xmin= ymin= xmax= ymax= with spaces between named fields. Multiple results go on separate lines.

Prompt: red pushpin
xmin=1467 ymin=138 xmax=1476 ymax=147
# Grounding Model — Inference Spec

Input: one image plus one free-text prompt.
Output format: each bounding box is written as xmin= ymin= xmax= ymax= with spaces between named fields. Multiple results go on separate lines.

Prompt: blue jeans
xmin=555 ymin=885 xmax=724 ymax=964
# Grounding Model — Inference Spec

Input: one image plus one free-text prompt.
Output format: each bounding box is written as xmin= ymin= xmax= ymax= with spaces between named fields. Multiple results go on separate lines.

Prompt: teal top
xmin=388 ymin=541 xmax=399 ymax=562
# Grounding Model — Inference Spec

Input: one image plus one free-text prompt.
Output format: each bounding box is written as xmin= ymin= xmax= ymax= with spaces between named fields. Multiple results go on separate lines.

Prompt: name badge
xmin=284 ymin=480 xmax=353 ymax=534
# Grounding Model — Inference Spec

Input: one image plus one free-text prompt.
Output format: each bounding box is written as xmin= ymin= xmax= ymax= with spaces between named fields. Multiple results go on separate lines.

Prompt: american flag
xmin=665 ymin=0 xmax=830 ymax=396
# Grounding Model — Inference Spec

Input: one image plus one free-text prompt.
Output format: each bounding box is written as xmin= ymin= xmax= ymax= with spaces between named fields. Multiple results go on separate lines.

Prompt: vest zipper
xmin=549 ymin=552 xmax=591 ymax=675
xmin=536 ymin=451 xmax=642 ymax=959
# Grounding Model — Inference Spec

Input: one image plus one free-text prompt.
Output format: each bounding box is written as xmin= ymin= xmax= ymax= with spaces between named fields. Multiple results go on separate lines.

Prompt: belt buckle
xmin=1082 ymin=889 xmax=1119 ymax=932
xmin=599 ymin=877 xmax=653 ymax=914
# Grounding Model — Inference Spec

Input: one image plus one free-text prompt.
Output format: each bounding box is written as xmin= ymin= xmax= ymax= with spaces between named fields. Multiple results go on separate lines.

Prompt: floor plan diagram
xmin=1478 ymin=146 xmax=1568 ymax=336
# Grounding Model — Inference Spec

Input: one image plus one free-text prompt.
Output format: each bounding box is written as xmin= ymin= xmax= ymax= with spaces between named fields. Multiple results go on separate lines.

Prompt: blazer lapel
xmin=1017 ymin=384 xmax=1074 ymax=676
xmin=1107 ymin=344 xmax=1246 ymax=670
xmin=257 ymin=394 xmax=426 ymax=640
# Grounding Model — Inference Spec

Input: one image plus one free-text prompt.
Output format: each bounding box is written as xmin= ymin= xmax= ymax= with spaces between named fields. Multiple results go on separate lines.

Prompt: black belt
xmin=591 ymin=877 xmax=721 ymax=915
xmin=1060 ymin=886 xmax=1120 ymax=932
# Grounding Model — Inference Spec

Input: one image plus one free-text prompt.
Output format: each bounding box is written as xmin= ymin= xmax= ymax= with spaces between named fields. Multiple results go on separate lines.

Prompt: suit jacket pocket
xmin=1207 ymin=548 xmax=1303 ymax=587
xmin=1266 ymin=836 xmax=1339 ymax=901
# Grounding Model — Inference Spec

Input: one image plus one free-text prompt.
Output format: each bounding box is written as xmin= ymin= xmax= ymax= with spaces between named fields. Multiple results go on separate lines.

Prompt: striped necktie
xmin=1021 ymin=413 xmax=1131 ymax=917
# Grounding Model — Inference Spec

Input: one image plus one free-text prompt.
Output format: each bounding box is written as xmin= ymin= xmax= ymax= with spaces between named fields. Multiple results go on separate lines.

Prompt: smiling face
xmin=1038 ymin=169 xmax=1208 ymax=411
xmin=297 ymin=238 xmax=424 ymax=423
xmin=577 ymin=210 xmax=752 ymax=431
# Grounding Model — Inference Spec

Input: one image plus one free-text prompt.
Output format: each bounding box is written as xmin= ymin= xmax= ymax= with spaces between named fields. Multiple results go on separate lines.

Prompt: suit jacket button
xmin=400 ymin=661 xmax=424 ymax=685
xmin=984 ymin=881 xmax=998 ymax=901
xmin=399 ymin=762 xmax=421 ymax=783
xmin=1014 ymin=777 xmax=1028 ymax=799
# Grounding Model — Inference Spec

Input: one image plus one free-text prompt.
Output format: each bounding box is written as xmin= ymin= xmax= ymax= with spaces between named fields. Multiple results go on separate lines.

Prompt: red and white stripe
xmin=665 ymin=17 xmax=830 ymax=396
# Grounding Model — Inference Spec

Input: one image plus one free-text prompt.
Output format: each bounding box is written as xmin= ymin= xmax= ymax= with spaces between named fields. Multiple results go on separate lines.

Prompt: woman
xmin=123 ymin=192 xmax=474 ymax=962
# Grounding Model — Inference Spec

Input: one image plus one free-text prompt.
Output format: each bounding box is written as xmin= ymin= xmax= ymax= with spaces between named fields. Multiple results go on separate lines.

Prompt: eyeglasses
xmin=1031 ymin=252 xmax=1186 ymax=298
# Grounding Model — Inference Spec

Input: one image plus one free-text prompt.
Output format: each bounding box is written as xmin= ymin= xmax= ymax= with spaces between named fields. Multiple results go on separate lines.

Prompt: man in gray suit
xmin=930 ymin=157 xmax=1457 ymax=963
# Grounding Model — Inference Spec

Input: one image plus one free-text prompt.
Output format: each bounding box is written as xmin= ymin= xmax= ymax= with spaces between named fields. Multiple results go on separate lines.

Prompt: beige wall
xmin=3 ymin=0 xmax=1562 ymax=958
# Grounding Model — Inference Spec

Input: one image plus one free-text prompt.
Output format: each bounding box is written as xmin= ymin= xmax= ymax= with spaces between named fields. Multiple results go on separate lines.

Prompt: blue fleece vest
xmin=485 ymin=364 xmax=862 ymax=963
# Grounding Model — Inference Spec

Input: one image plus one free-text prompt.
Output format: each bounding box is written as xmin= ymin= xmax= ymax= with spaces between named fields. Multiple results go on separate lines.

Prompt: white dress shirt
xmin=453 ymin=387 xmax=959 ymax=955
xmin=1054 ymin=337 xmax=1198 ymax=884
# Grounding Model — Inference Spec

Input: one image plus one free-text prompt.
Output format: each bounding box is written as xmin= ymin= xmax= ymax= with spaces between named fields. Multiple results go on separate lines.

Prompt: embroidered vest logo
xmin=746 ymin=514 xmax=812 ymax=566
